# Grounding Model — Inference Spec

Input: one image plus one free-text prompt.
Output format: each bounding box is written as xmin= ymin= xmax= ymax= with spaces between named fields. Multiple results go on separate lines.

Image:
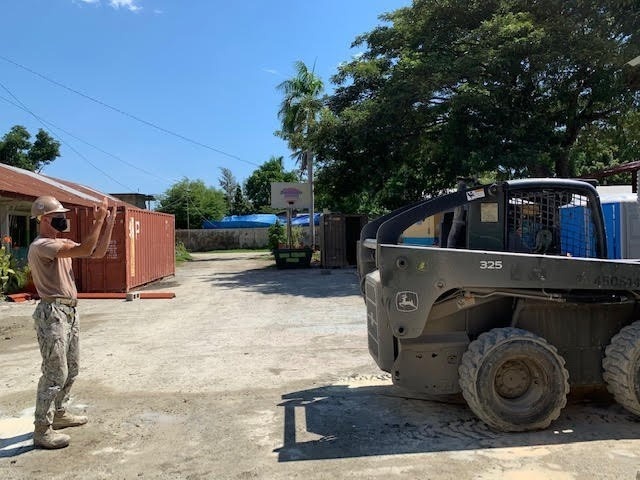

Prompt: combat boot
xmin=33 ymin=424 xmax=70 ymax=449
xmin=52 ymin=410 xmax=88 ymax=429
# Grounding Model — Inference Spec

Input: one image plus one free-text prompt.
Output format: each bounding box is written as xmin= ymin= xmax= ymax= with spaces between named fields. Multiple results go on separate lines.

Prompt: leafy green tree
xmin=276 ymin=60 xmax=325 ymax=244
xmin=571 ymin=109 xmax=640 ymax=183
xmin=218 ymin=167 xmax=238 ymax=215
xmin=245 ymin=156 xmax=298 ymax=212
xmin=314 ymin=0 xmax=640 ymax=212
xmin=276 ymin=61 xmax=325 ymax=172
xmin=0 ymin=125 xmax=60 ymax=172
xmin=231 ymin=185 xmax=251 ymax=216
xmin=157 ymin=178 xmax=226 ymax=229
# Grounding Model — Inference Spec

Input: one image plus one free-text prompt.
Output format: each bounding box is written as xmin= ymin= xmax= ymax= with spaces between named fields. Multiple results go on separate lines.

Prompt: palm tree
xmin=276 ymin=60 xmax=324 ymax=248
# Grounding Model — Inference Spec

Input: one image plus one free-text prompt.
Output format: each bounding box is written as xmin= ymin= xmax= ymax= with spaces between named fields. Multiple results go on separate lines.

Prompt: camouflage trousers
xmin=33 ymin=302 xmax=80 ymax=426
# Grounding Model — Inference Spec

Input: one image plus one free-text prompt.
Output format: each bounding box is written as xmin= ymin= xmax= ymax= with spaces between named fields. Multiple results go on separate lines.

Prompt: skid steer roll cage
xmin=358 ymin=178 xmax=608 ymax=285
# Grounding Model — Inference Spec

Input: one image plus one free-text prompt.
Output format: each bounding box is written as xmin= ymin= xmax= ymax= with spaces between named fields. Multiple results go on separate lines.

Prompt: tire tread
xmin=459 ymin=327 xmax=569 ymax=432
xmin=603 ymin=321 xmax=640 ymax=416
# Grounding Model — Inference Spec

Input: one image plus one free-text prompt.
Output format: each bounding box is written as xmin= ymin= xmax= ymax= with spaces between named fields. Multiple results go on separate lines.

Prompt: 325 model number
xmin=480 ymin=260 xmax=503 ymax=270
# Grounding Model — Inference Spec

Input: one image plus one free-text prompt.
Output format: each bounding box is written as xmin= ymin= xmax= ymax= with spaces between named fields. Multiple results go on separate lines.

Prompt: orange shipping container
xmin=63 ymin=205 xmax=175 ymax=293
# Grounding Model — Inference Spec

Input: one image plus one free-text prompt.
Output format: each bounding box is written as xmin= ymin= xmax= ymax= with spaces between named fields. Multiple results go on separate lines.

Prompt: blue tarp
xmin=202 ymin=213 xmax=320 ymax=229
xmin=290 ymin=213 xmax=321 ymax=226
xmin=202 ymin=214 xmax=279 ymax=229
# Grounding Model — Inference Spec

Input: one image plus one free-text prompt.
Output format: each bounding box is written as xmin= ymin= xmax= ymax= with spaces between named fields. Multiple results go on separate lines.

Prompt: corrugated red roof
xmin=0 ymin=163 xmax=131 ymax=208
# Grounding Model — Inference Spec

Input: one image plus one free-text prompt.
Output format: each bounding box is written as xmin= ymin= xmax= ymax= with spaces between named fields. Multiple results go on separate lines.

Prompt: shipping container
xmin=64 ymin=205 xmax=175 ymax=292
xmin=319 ymin=214 xmax=367 ymax=268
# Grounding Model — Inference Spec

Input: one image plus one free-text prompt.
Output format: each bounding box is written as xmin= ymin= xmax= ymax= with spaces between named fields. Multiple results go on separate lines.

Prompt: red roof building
xmin=0 ymin=163 xmax=175 ymax=293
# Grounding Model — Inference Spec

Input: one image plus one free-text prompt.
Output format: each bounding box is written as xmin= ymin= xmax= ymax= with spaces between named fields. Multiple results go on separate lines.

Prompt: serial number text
xmin=594 ymin=276 xmax=640 ymax=288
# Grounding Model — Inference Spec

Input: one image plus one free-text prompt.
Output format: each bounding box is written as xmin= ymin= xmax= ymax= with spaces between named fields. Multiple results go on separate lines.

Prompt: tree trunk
xmin=555 ymin=124 xmax=581 ymax=178
xmin=554 ymin=152 xmax=571 ymax=178
xmin=554 ymin=98 xmax=582 ymax=178
xmin=306 ymin=150 xmax=315 ymax=249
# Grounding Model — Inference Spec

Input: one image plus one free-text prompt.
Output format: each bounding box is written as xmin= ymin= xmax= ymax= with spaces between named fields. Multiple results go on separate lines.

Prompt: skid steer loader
xmin=358 ymin=178 xmax=640 ymax=432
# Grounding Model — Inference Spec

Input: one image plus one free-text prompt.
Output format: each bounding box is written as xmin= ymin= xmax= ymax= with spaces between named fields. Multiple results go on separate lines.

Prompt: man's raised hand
xmin=96 ymin=197 xmax=109 ymax=221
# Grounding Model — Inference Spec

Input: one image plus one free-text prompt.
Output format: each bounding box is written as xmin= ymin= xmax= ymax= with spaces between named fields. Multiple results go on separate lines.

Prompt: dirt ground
xmin=1 ymin=252 xmax=639 ymax=480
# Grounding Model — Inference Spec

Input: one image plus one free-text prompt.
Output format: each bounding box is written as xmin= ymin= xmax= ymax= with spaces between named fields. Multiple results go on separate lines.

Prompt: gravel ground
xmin=0 ymin=251 xmax=639 ymax=480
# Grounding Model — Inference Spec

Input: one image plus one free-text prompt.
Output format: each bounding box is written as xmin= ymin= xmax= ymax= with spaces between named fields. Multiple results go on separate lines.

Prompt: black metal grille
xmin=506 ymin=190 xmax=597 ymax=257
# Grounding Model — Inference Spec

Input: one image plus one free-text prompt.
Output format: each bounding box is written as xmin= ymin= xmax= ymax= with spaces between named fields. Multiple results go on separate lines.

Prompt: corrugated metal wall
xmin=124 ymin=208 xmax=175 ymax=291
xmin=65 ymin=206 xmax=175 ymax=292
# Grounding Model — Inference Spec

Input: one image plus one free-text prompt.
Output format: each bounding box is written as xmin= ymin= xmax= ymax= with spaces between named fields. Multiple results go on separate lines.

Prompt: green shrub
xmin=0 ymin=246 xmax=15 ymax=295
xmin=0 ymin=246 xmax=30 ymax=295
xmin=268 ymin=222 xmax=308 ymax=250
xmin=291 ymin=226 xmax=305 ymax=248
xmin=5 ymin=264 xmax=29 ymax=294
xmin=175 ymin=241 xmax=192 ymax=263
xmin=268 ymin=221 xmax=287 ymax=251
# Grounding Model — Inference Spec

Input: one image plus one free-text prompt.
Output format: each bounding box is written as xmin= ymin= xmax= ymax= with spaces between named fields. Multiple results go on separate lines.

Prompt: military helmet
xmin=31 ymin=196 xmax=70 ymax=219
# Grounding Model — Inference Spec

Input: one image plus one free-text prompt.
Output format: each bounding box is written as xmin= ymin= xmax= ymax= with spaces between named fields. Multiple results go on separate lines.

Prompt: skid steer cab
xmin=358 ymin=178 xmax=640 ymax=432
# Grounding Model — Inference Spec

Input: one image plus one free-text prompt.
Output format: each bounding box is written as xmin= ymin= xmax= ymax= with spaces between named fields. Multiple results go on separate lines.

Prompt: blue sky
xmin=0 ymin=0 xmax=410 ymax=197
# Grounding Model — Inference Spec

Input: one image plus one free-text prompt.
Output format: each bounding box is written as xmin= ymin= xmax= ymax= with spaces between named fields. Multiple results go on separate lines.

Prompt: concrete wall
xmin=176 ymin=228 xmax=270 ymax=251
xmin=176 ymin=227 xmax=317 ymax=252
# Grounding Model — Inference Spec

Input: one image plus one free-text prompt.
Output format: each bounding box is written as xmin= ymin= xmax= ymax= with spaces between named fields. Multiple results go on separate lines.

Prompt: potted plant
xmin=0 ymin=245 xmax=15 ymax=296
xmin=269 ymin=222 xmax=312 ymax=269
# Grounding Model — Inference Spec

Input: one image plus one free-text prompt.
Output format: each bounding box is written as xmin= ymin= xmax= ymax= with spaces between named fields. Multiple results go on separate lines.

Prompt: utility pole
xmin=186 ymin=188 xmax=191 ymax=247
xmin=307 ymin=150 xmax=315 ymax=250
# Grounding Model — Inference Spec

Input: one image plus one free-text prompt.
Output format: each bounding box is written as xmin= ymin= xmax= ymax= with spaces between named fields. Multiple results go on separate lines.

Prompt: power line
xmin=1 ymin=89 xmax=233 ymax=217
xmin=0 ymin=93 xmax=181 ymax=186
xmin=0 ymin=81 xmax=135 ymax=191
xmin=0 ymin=54 xmax=261 ymax=168
xmin=2 ymin=91 xmax=229 ymax=211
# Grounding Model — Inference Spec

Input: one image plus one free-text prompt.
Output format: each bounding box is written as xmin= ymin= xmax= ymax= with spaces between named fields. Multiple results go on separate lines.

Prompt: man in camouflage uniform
xmin=28 ymin=195 xmax=115 ymax=449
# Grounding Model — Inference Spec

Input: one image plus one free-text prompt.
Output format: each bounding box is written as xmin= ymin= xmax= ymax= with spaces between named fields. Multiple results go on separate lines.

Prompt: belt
xmin=41 ymin=297 xmax=78 ymax=307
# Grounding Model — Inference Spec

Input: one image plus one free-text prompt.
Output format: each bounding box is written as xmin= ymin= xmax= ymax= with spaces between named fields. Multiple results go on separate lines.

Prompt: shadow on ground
xmin=188 ymin=255 xmax=273 ymax=263
xmin=274 ymin=384 xmax=640 ymax=462
xmin=207 ymin=267 xmax=360 ymax=299
xmin=0 ymin=432 xmax=34 ymax=457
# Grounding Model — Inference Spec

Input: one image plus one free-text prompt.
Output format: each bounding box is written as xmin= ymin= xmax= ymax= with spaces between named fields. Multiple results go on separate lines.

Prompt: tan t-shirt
xmin=28 ymin=237 xmax=79 ymax=299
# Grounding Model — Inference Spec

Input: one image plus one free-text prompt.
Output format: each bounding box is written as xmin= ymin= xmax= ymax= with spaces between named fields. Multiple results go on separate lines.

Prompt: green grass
xmin=175 ymin=242 xmax=193 ymax=263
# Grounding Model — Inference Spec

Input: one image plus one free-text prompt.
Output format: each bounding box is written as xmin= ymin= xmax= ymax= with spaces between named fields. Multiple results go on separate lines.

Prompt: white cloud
xmin=109 ymin=0 xmax=142 ymax=12
xmin=153 ymin=9 xmax=164 ymax=14
xmin=262 ymin=68 xmax=281 ymax=76
xmin=72 ymin=0 xmax=142 ymax=11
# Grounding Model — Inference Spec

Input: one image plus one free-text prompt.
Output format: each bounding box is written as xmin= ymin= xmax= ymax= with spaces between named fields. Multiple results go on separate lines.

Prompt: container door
xmin=621 ymin=202 xmax=640 ymax=259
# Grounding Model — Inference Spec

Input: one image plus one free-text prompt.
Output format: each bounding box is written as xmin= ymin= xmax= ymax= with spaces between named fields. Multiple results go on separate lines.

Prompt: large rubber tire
xmin=602 ymin=321 xmax=640 ymax=416
xmin=459 ymin=327 xmax=570 ymax=432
